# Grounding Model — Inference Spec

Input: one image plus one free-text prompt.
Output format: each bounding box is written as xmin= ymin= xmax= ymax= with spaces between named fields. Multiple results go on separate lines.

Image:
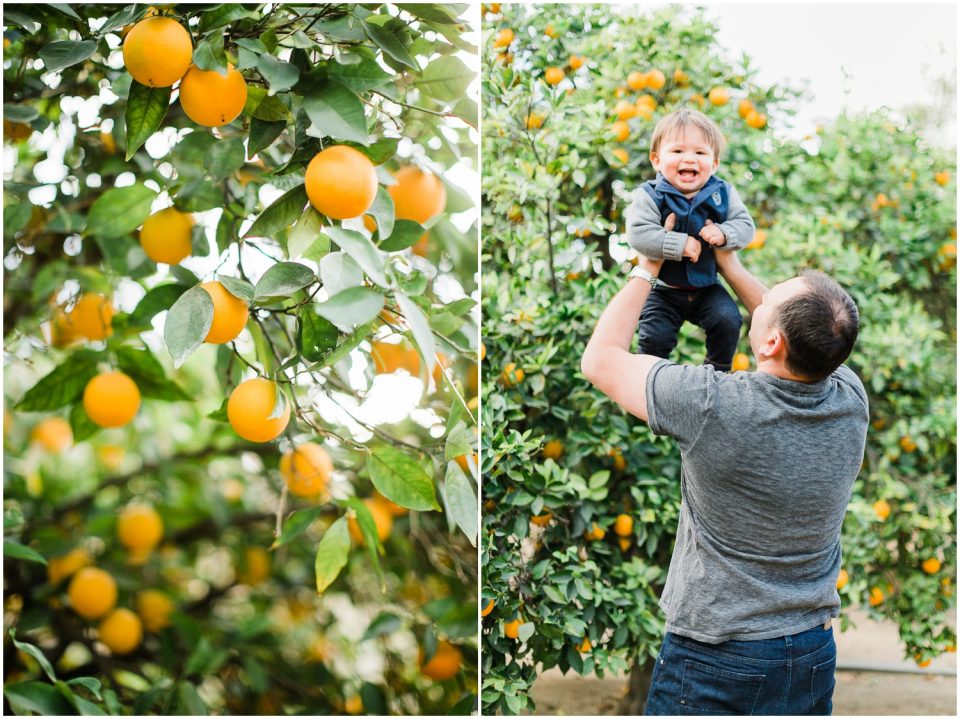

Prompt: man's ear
xmin=761 ymin=327 xmax=788 ymax=361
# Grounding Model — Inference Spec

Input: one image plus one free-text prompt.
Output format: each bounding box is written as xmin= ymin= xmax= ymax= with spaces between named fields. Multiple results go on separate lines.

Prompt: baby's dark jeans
xmin=637 ymin=283 xmax=742 ymax=371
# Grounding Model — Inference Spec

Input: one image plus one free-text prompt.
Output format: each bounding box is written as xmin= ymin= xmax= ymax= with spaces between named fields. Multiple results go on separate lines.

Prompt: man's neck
xmin=755 ymin=358 xmax=817 ymax=384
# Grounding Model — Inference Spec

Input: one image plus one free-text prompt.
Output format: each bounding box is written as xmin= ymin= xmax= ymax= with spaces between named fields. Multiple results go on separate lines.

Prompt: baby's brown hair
xmin=650 ymin=109 xmax=727 ymax=158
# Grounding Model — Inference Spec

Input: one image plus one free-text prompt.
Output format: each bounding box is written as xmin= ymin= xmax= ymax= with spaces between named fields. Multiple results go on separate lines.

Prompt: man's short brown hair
xmin=650 ymin=109 xmax=727 ymax=158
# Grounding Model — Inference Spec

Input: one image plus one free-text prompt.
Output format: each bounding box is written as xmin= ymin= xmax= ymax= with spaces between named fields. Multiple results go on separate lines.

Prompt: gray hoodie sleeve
xmin=715 ymin=185 xmax=755 ymax=251
xmin=625 ymin=188 xmax=687 ymax=262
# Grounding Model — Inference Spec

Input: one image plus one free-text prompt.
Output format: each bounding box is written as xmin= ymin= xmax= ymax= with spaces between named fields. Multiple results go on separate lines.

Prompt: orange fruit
xmin=611 ymin=120 xmax=630 ymax=142
xmin=83 ymin=371 xmax=141 ymax=428
xmin=344 ymin=696 xmax=363 ymax=715
xmin=614 ymin=514 xmax=633 ymax=537
xmin=645 ymin=69 xmax=665 ymax=90
xmin=578 ymin=637 xmax=592 ymax=653
xmin=935 ymin=171 xmax=950 ymax=186
xmin=98 ymin=608 xmax=143 ymax=655
xmin=117 ymin=504 xmax=163 ymax=553
xmin=635 ymin=94 xmax=657 ymax=112
xmin=305 ymin=145 xmax=378 ymax=220
xmin=836 ymin=569 xmax=849 ymax=590
xmin=455 ymin=452 xmax=477 ymax=473
xmin=626 ymin=71 xmax=647 ymax=90
xmin=708 ymin=87 xmax=729 ymax=106
xmin=612 ymin=148 xmax=629 ymax=165
xmin=745 ymin=109 xmax=767 ymax=129
xmin=493 ymin=28 xmax=514 ymax=49
xmin=239 ymin=546 xmax=271 ymax=585
xmin=731 ymin=353 xmax=750 ymax=372
xmin=136 ymin=589 xmax=173 ymax=632
xmin=618 ymin=537 xmax=631 ymax=552
xmin=97 ymin=444 xmax=126 ymax=471
xmin=738 ymin=99 xmax=754 ymax=119
xmin=348 ymin=498 xmax=393 ymax=545
xmin=504 ymin=618 xmax=524 ymax=639
xmin=3 ymin=119 xmax=32 ymax=142
xmin=672 ymin=68 xmax=689 ymax=86
xmin=608 ymin=448 xmax=626 ymax=472
xmin=70 ymin=293 xmax=114 ymax=340
xmin=370 ymin=341 xmax=420 ymax=375
xmin=178 ymin=63 xmax=248 ymax=127
xmin=373 ymin=492 xmax=408 ymax=517
xmin=420 ymin=640 xmax=462 ymax=681
xmin=585 ymin=523 xmax=605 ymax=541
xmin=388 ymin=166 xmax=447 ymax=256
xmin=868 ymin=586 xmax=884 ymax=606
xmin=922 ymin=558 xmax=942 ymax=575
xmin=530 ymin=511 xmax=552 ymax=527
xmin=47 ymin=548 xmax=92 ymax=585
xmin=542 ymin=440 xmax=564 ymax=460
xmin=525 ymin=112 xmax=545 ymax=130
xmin=122 ymin=16 xmax=192 ymax=87
xmin=689 ymin=93 xmax=706 ymax=108
xmin=544 ymin=66 xmax=565 ymax=85
xmin=899 ymin=436 xmax=917 ymax=453
xmin=281 ymin=442 xmax=333 ymax=498
xmin=746 ymin=229 xmax=767 ymax=250
xmin=30 ymin=416 xmax=73 ymax=453
xmin=915 ymin=656 xmax=932 ymax=668
xmin=501 ymin=362 xmax=524 ymax=387
xmin=569 ymin=55 xmax=585 ymax=70
xmin=494 ymin=52 xmax=513 ymax=66
xmin=614 ymin=99 xmax=637 ymax=121
xmin=544 ymin=24 xmax=558 ymax=39
xmin=68 ymin=567 xmax=117 ymax=619
xmin=140 ymin=207 xmax=193 ymax=265
xmin=872 ymin=499 xmax=891 ymax=521
xmin=481 ymin=599 xmax=494 ymax=617
xmin=488 ymin=2 xmax=501 ymax=12
xmin=228 ymin=378 xmax=290 ymax=443
xmin=200 ymin=281 xmax=249 ymax=344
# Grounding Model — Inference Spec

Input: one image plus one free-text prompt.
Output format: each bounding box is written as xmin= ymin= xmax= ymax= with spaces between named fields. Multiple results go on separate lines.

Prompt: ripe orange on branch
xmin=544 ymin=67 xmax=565 ymax=85
xmin=348 ymin=498 xmax=393 ymax=545
xmin=83 ymin=371 xmax=141 ymax=428
xmin=493 ymin=28 xmax=514 ymax=49
xmin=70 ymin=293 xmax=114 ymax=341
xmin=504 ymin=618 xmax=524 ymax=639
xmin=178 ymin=63 xmax=248 ymax=127
xmin=227 ymin=378 xmax=290 ymax=443
xmin=388 ymin=165 xmax=447 ymax=256
xmin=306 ymin=145 xmax=378 ymax=220
xmin=420 ymin=641 xmax=463 ymax=681
xmin=611 ymin=120 xmax=630 ymax=142
xmin=122 ymin=16 xmax=192 ymax=88
xmin=140 ymin=207 xmax=193 ymax=265
xmin=68 ymin=567 xmax=117 ymax=620
xmin=201 ymin=281 xmax=249 ymax=344
xmin=98 ymin=608 xmax=143 ymax=655
xmin=30 ymin=416 xmax=73 ymax=453
xmin=708 ymin=87 xmax=729 ymax=106
xmin=281 ymin=442 xmax=333 ymax=498
xmin=627 ymin=71 xmax=647 ymax=91
xmin=117 ymin=504 xmax=164 ymax=554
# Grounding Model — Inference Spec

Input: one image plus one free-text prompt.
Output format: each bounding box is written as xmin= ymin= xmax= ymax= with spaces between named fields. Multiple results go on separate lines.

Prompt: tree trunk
xmin=618 ymin=656 xmax=654 ymax=715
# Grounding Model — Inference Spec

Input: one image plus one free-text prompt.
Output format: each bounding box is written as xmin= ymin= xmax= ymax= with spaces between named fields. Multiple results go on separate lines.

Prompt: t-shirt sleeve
xmin=645 ymin=360 xmax=714 ymax=448
xmin=832 ymin=365 xmax=869 ymax=411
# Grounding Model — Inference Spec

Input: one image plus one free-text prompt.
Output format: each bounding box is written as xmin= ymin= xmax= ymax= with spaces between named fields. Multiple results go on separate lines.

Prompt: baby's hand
xmin=663 ymin=212 xmax=677 ymax=232
xmin=700 ymin=219 xmax=727 ymax=247
xmin=683 ymin=236 xmax=701 ymax=263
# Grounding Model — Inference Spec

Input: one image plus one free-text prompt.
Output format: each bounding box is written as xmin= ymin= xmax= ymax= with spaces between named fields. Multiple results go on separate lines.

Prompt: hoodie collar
xmin=654 ymin=172 xmax=721 ymax=202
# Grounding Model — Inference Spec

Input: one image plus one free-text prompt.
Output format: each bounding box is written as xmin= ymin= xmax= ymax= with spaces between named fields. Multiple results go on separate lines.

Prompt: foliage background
xmin=3 ymin=3 xmax=480 ymax=715
xmin=480 ymin=4 xmax=957 ymax=714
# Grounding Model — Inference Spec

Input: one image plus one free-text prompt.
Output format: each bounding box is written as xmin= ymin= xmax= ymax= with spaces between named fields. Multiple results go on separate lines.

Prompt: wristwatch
xmin=628 ymin=265 xmax=659 ymax=288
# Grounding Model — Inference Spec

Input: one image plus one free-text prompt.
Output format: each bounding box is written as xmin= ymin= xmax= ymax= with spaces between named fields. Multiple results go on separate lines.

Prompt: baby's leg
xmin=637 ymin=287 xmax=685 ymax=359
xmin=694 ymin=284 xmax=743 ymax=371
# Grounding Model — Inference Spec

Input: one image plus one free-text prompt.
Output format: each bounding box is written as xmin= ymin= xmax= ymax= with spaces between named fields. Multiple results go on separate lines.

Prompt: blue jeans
xmin=638 ymin=283 xmax=742 ymax=371
xmin=645 ymin=624 xmax=837 ymax=716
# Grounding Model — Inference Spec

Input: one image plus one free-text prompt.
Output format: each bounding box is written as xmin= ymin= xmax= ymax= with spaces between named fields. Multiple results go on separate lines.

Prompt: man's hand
xmin=683 ymin=236 xmax=701 ymax=263
xmin=700 ymin=219 xmax=727 ymax=247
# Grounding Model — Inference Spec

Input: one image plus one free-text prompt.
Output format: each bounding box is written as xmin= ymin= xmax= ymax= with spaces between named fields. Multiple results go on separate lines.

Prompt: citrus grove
xmin=4 ymin=4 xmax=479 ymax=715
xmin=481 ymin=4 xmax=955 ymax=714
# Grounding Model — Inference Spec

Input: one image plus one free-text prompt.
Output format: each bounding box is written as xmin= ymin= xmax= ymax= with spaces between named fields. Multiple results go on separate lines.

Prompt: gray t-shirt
xmin=646 ymin=360 xmax=869 ymax=643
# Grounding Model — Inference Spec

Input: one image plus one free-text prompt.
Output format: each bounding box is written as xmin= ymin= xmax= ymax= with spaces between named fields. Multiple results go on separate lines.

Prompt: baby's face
xmin=649 ymin=127 xmax=720 ymax=197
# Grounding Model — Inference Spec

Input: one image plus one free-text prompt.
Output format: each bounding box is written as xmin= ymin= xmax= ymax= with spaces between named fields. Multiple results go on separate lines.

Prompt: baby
xmin=625 ymin=109 xmax=756 ymax=371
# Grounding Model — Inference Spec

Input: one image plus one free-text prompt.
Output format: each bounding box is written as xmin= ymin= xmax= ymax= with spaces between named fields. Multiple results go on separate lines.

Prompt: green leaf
xmin=65 ymin=677 xmax=101 ymax=700
xmin=115 ymin=347 xmax=190 ymax=402
xmin=315 ymin=287 xmax=384 ymax=331
xmin=401 ymin=4 xmax=463 ymax=23
xmin=244 ymin=184 xmax=307 ymax=239
xmin=319 ymin=252 xmax=363 ymax=296
xmin=49 ymin=4 xmax=82 ymax=20
xmin=124 ymin=82 xmax=171 ymax=160
xmin=444 ymin=422 xmax=473 ymax=461
xmin=257 ymin=55 xmax=300 ymax=92
xmin=164 ymin=285 xmax=214 ymax=368
xmin=311 ymin=321 xmax=374 ymax=369
xmin=367 ymin=447 xmax=440 ymax=511
xmin=396 ymin=292 xmax=436 ymax=379
xmin=453 ymin=97 xmax=478 ymax=128
xmin=362 ymin=19 xmax=418 ymax=71
xmin=86 ymin=184 xmax=157 ymax=240
xmin=366 ymin=186 xmax=395 ymax=241
xmin=254 ymin=262 xmax=317 ymax=299
xmin=70 ymin=402 xmax=99 ymax=442
xmin=4 ymin=681 xmax=73 ymax=716
xmin=303 ymin=80 xmax=369 ymax=145
xmin=3 ymin=103 xmax=39 ymax=123
xmin=444 ymin=462 xmax=477 ymax=546
xmin=327 ymin=55 xmax=394 ymax=93
xmin=362 ymin=612 xmax=402 ymax=641
xmin=16 ymin=350 xmax=101 ymax=412
xmin=315 ymin=516 xmax=350 ymax=595
xmin=174 ymin=179 xmax=222 ymax=213
xmin=415 ymin=56 xmax=474 ymax=103
xmin=350 ymin=137 xmax=399 ymax=165
xmin=3 ymin=203 xmax=33 ymax=238
xmin=273 ymin=506 xmax=325 ymax=549
xmin=448 ymin=694 xmax=476 ymax=715
xmin=247 ymin=117 xmax=286 ymax=158
xmin=130 ymin=284 xmax=188 ymax=326
xmin=288 ymin=207 xmax=324 ymax=259
xmin=205 ymin=137 xmax=246 ymax=179
xmin=218 ymin=276 xmax=255 ymax=302
xmin=100 ymin=5 xmax=144 ymax=35
xmin=38 ymin=40 xmax=97 ymax=73
xmin=326 ymin=227 xmax=388 ymax=287
xmin=192 ymin=33 xmax=228 ymax=75
xmin=379 ymin=220 xmax=424 ymax=252
xmin=175 ymin=681 xmax=208 ymax=716
xmin=345 ymin=497 xmax=385 ymax=587
xmin=3 ymin=542 xmax=48 ymax=566
xmin=299 ymin=310 xmax=339 ymax=362
xmin=198 ymin=3 xmax=257 ymax=33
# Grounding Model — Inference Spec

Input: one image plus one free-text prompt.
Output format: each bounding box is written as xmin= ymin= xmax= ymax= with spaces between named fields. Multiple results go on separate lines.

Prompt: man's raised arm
xmin=711 ymin=228 xmax=769 ymax=316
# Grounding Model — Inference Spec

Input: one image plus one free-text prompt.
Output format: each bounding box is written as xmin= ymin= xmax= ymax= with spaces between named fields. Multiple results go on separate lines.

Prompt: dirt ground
xmin=525 ymin=610 xmax=957 ymax=716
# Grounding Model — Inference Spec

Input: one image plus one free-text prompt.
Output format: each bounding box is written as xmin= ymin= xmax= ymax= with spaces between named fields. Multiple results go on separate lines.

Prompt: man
xmin=581 ymin=227 xmax=868 ymax=716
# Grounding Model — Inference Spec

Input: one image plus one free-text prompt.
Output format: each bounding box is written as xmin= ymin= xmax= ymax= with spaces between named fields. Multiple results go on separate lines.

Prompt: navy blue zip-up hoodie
xmin=641 ymin=173 xmax=730 ymax=288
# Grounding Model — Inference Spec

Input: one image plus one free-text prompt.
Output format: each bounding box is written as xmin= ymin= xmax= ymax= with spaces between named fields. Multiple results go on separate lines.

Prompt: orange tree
xmin=480 ymin=4 xmax=956 ymax=714
xmin=3 ymin=3 xmax=480 ymax=715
